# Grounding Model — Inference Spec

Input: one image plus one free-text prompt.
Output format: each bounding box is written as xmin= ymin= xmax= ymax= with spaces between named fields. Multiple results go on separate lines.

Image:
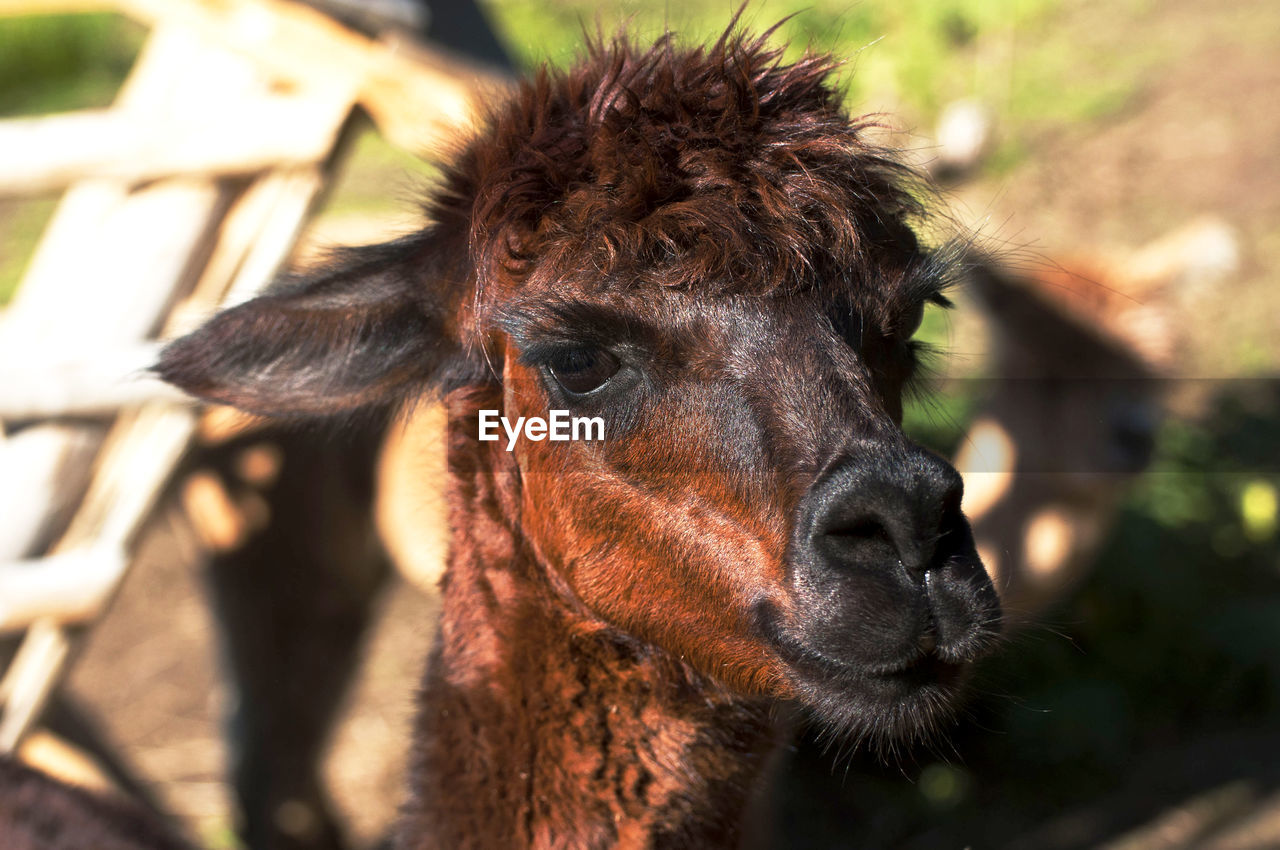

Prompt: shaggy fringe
xmin=425 ymin=16 xmax=936 ymax=328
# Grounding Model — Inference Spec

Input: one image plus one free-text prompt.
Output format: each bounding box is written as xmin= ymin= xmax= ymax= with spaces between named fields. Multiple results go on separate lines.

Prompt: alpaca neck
xmin=398 ymin=408 xmax=781 ymax=848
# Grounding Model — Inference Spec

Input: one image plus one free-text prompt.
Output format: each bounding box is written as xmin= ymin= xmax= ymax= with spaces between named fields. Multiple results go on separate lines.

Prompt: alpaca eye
xmin=547 ymin=347 xmax=621 ymax=396
xmin=831 ymin=305 xmax=863 ymax=350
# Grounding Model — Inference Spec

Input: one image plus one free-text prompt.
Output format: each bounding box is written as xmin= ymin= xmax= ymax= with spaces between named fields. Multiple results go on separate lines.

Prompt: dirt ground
xmin=63 ymin=507 xmax=439 ymax=848
xmin=40 ymin=0 xmax=1280 ymax=847
xmin=950 ymin=0 xmax=1280 ymax=375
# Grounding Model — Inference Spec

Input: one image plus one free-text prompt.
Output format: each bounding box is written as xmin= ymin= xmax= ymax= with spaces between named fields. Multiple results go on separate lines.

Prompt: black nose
xmin=802 ymin=441 xmax=966 ymax=576
xmin=783 ymin=439 xmax=998 ymax=673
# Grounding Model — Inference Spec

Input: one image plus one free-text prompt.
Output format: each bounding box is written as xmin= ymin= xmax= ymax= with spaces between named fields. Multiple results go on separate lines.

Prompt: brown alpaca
xmin=958 ymin=219 xmax=1236 ymax=622
xmin=157 ymin=28 xmax=1000 ymax=849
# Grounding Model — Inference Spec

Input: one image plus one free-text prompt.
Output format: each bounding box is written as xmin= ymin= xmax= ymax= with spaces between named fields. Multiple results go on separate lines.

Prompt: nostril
xmin=826 ymin=518 xmax=891 ymax=543
xmin=799 ymin=445 xmax=971 ymax=575
xmin=819 ymin=516 xmax=896 ymax=561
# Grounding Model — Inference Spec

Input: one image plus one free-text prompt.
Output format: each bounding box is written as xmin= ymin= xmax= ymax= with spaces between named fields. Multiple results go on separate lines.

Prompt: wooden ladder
xmin=0 ymin=0 xmax=495 ymax=758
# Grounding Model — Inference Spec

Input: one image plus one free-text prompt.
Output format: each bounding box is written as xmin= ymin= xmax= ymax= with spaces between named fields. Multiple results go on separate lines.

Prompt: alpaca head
xmin=160 ymin=27 xmax=1001 ymax=746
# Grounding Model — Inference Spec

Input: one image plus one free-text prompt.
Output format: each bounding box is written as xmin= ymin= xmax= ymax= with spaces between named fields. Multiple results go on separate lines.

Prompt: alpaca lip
xmin=763 ymin=616 xmax=976 ymax=744
xmin=755 ymin=605 xmax=968 ymax=695
xmin=782 ymin=635 xmax=964 ymax=689
xmin=892 ymin=650 xmax=965 ymax=689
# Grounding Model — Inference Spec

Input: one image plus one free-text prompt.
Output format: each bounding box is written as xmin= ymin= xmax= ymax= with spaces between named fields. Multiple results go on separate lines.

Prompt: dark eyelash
xmin=903 ymin=340 xmax=944 ymax=399
xmin=517 ymin=340 xmax=603 ymax=368
xmin=900 ymin=237 xmax=968 ymax=309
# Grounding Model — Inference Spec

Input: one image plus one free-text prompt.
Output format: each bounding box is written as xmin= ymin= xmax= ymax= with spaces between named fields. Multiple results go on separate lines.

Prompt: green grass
xmin=0 ymin=12 xmax=144 ymax=304
xmin=481 ymin=0 xmax=1068 ymax=128
xmin=0 ymin=197 xmax=57 ymax=305
xmin=325 ymin=126 xmax=440 ymax=214
xmin=0 ymin=12 xmax=144 ymax=117
xmin=903 ymin=300 xmax=980 ymax=455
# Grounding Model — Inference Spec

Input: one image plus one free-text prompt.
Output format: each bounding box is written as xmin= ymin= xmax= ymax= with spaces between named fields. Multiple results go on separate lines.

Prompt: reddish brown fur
xmin=159 ymin=22 xmax=1001 ymax=849
xmin=396 ymin=387 xmax=785 ymax=847
xmin=438 ymin=29 xmax=926 ymax=324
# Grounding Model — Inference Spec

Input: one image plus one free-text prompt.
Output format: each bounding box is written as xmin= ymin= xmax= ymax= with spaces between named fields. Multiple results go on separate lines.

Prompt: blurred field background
xmin=2 ymin=1 xmax=1278 ymax=848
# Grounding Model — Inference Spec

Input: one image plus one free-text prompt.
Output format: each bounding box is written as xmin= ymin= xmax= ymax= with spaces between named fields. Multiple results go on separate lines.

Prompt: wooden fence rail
xmin=0 ymin=0 xmax=497 ymax=762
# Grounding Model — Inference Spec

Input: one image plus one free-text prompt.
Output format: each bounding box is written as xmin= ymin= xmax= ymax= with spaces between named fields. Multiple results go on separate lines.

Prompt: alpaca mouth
xmin=782 ymin=638 xmax=973 ymax=741
xmin=754 ymin=602 xmax=982 ymax=740
xmin=770 ymin=624 xmax=969 ymax=695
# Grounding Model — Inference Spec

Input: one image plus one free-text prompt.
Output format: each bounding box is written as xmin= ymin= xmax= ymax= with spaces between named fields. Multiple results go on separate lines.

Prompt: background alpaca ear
xmin=159 ymin=231 xmax=467 ymax=416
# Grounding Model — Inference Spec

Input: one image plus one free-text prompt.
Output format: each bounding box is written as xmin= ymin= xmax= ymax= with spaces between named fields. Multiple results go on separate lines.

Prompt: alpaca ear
xmin=158 ymin=231 xmax=467 ymax=416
